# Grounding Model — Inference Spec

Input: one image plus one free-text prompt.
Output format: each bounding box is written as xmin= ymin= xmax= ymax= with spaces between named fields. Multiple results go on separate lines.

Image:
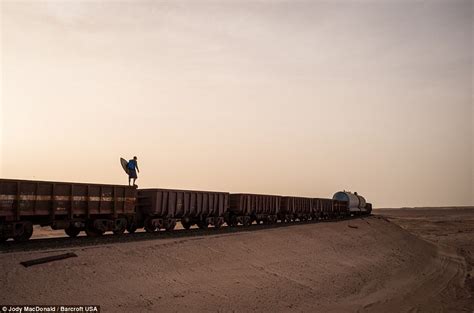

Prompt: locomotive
xmin=0 ymin=178 xmax=372 ymax=242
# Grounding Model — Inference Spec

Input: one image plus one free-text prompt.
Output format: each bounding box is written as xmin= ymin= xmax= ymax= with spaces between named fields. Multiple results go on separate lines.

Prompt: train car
xmin=280 ymin=196 xmax=313 ymax=222
xmin=332 ymin=191 xmax=370 ymax=215
xmin=365 ymin=202 xmax=373 ymax=215
xmin=227 ymin=194 xmax=281 ymax=226
xmin=0 ymin=178 xmax=136 ymax=241
xmin=136 ymin=188 xmax=229 ymax=231
xmin=313 ymin=198 xmax=335 ymax=219
xmin=333 ymin=199 xmax=350 ymax=218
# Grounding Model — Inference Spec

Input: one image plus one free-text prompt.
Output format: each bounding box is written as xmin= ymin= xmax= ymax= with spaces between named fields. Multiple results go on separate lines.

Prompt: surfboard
xmin=120 ymin=158 xmax=130 ymax=175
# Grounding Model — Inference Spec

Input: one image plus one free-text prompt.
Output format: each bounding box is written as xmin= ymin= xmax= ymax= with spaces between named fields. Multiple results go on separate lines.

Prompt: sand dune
xmin=0 ymin=215 xmax=471 ymax=312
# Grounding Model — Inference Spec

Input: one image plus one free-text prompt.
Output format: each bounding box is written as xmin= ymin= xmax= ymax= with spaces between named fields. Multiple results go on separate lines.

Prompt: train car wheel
xmin=113 ymin=225 xmax=126 ymax=235
xmin=197 ymin=221 xmax=208 ymax=230
xmin=144 ymin=218 xmax=157 ymax=233
xmin=228 ymin=216 xmax=238 ymax=227
xmin=213 ymin=219 xmax=224 ymax=230
xmin=65 ymin=225 xmax=81 ymax=238
xmin=164 ymin=219 xmax=176 ymax=232
xmin=13 ymin=221 xmax=33 ymax=242
xmin=85 ymin=224 xmax=104 ymax=237
xmin=126 ymin=222 xmax=138 ymax=234
xmin=113 ymin=219 xmax=127 ymax=235
xmin=181 ymin=221 xmax=192 ymax=230
xmin=144 ymin=224 xmax=157 ymax=233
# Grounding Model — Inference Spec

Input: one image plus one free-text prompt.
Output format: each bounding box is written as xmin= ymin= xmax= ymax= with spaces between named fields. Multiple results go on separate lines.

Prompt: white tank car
xmin=333 ymin=191 xmax=369 ymax=214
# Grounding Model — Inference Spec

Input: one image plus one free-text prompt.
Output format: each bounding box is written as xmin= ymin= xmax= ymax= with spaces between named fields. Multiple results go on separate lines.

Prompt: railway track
xmin=0 ymin=216 xmax=368 ymax=254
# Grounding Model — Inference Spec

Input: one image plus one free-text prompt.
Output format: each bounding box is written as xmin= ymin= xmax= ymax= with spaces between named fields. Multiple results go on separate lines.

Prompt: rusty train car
xmin=228 ymin=194 xmax=281 ymax=226
xmin=0 ymin=178 xmax=137 ymax=242
xmin=0 ymin=178 xmax=372 ymax=242
xmin=136 ymin=188 xmax=228 ymax=232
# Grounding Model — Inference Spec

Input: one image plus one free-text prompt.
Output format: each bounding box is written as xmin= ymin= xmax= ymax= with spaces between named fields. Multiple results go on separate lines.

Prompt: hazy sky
xmin=1 ymin=0 xmax=473 ymax=208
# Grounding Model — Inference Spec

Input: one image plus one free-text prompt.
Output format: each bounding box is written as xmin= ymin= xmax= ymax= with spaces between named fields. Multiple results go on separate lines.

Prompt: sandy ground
xmin=1 ymin=212 xmax=473 ymax=312
xmin=376 ymin=207 xmax=474 ymax=303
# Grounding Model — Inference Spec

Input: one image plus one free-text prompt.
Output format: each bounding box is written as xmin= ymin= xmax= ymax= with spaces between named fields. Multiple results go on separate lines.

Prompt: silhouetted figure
xmin=128 ymin=156 xmax=139 ymax=186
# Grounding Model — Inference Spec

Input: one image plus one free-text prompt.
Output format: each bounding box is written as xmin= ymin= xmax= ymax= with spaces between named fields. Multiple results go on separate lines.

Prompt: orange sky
xmin=1 ymin=0 xmax=473 ymax=208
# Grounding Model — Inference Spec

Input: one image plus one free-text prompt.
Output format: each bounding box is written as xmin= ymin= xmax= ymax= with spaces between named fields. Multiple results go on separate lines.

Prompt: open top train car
xmin=136 ymin=188 xmax=229 ymax=231
xmin=0 ymin=178 xmax=136 ymax=241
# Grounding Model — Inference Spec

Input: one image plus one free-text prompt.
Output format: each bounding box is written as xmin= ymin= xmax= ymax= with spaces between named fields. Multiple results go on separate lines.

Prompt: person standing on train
xmin=128 ymin=156 xmax=140 ymax=186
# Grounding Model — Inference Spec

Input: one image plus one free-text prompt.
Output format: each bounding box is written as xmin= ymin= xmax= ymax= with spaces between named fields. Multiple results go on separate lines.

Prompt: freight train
xmin=0 ymin=178 xmax=372 ymax=242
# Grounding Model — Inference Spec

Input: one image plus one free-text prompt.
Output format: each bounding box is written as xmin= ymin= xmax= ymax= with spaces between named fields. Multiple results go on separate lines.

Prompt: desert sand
xmin=1 ymin=211 xmax=473 ymax=312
